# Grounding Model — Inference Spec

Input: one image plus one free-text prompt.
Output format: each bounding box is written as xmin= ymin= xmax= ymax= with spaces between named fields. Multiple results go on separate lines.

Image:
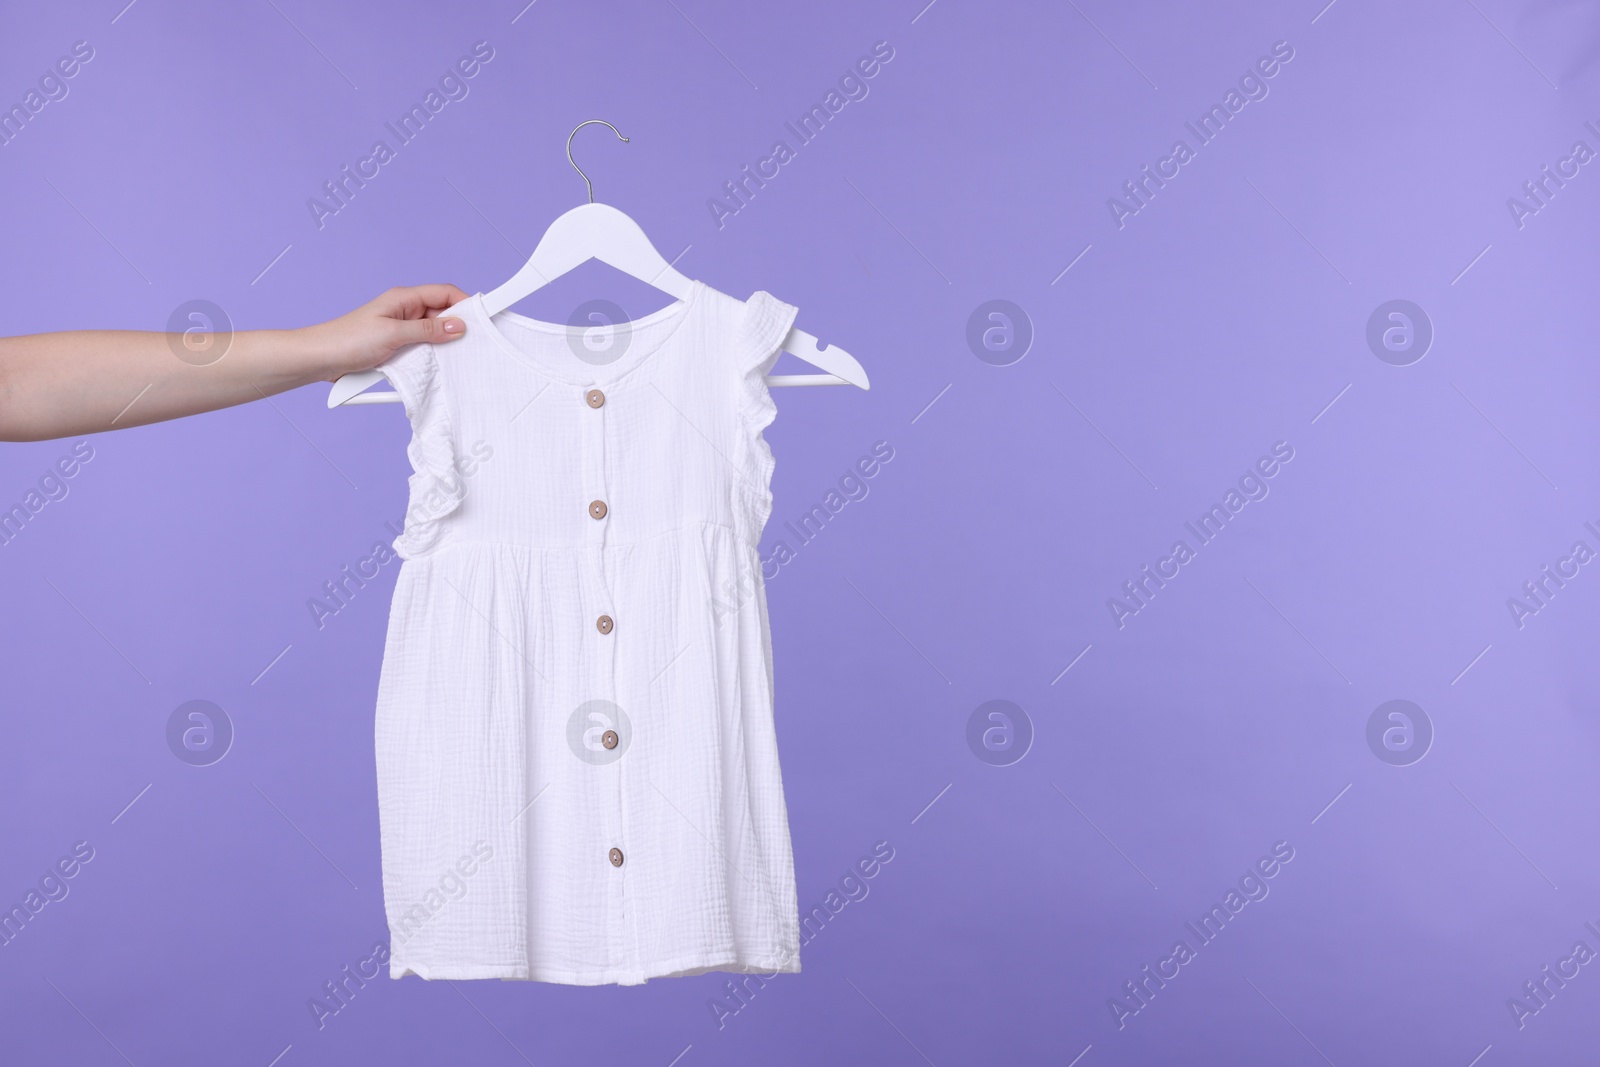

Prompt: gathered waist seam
xmin=402 ymin=522 xmax=762 ymax=560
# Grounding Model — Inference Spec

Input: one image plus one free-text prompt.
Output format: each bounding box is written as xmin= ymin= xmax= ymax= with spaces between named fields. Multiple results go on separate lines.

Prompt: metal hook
xmin=566 ymin=119 xmax=630 ymax=204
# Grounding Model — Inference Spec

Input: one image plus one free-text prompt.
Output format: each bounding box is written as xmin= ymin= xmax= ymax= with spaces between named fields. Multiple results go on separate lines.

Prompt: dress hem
xmin=389 ymin=950 xmax=802 ymax=986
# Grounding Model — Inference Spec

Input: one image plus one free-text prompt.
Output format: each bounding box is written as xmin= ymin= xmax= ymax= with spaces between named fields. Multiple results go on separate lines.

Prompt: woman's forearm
xmin=0 ymin=327 xmax=331 ymax=442
xmin=0 ymin=285 xmax=469 ymax=443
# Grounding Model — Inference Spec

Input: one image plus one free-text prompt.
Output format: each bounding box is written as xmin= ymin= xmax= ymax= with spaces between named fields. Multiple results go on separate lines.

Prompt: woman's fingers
xmin=388 ymin=314 xmax=466 ymax=348
xmin=368 ymin=285 xmax=471 ymax=351
xmin=378 ymin=284 xmax=471 ymax=320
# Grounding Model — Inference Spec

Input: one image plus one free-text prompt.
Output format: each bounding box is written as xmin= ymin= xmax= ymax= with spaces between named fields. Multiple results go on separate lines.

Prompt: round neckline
xmin=468 ymin=280 xmax=705 ymax=388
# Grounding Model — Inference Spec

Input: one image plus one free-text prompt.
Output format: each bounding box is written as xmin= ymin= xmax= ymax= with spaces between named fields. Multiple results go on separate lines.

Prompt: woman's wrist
xmin=282 ymin=322 xmax=353 ymax=384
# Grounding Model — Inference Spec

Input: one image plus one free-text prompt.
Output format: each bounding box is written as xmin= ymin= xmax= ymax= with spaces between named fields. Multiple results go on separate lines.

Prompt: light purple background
xmin=3 ymin=1 xmax=1600 ymax=1064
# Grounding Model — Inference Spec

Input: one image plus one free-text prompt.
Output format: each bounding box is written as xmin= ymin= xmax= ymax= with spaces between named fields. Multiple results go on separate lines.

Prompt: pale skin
xmin=0 ymin=285 xmax=470 ymax=443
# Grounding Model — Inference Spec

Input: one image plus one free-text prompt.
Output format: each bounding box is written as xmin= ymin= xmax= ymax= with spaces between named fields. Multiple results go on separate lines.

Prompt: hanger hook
xmin=566 ymin=119 xmax=630 ymax=204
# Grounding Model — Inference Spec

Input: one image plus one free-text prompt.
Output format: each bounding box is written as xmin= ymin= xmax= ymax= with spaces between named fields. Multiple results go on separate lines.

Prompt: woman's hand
xmin=301 ymin=284 xmax=470 ymax=380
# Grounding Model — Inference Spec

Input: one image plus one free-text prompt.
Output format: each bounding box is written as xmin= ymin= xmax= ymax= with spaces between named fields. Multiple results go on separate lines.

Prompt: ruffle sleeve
xmin=735 ymin=292 xmax=800 ymax=542
xmin=377 ymin=342 xmax=464 ymax=559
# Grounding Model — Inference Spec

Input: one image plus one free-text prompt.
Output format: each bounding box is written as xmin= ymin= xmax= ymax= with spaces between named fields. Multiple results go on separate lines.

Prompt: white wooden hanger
xmin=329 ymin=120 xmax=869 ymax=408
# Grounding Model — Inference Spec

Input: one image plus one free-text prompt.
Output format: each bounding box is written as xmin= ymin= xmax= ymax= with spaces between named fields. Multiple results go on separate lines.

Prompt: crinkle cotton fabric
xmin=372 ymin=281 xmax=802 ymax=985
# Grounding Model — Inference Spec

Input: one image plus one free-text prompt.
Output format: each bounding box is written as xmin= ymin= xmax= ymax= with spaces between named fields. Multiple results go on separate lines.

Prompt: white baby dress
xmin=371 ymin=281 xmax=802 ymax=985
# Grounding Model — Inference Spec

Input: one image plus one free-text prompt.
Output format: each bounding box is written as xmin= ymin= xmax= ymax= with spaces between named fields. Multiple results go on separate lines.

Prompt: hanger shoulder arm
xmin=779 ymin=326 xmax=870 ymax=389
xmin=328 ymin=369 xmax=398 ymax=407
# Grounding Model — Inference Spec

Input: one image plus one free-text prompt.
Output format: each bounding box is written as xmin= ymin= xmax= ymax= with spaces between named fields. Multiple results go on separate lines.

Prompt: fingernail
xmin=442 ymin=318 xmax=464 ymax=335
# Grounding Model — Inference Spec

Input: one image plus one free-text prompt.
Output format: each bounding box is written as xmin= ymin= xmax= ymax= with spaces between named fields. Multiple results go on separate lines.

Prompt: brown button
xmin=608 ymin=847 xmax=624 ymax=867
xmin=596 ymin=614 xmax=614 ymax=635
xmin=585 ymin=389 xmax=605 ymax=409
xmin=601 ymin=730 xmax=619 ymax=750
xmin=589 ymin=500 xmax=608 ymax=520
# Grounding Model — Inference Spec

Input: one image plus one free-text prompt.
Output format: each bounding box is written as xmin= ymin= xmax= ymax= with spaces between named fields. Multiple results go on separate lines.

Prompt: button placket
xmin=579 ymin=383 xmax=629 ymax=959
xmin=582 ymin=384 xmax=618 ymax=660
